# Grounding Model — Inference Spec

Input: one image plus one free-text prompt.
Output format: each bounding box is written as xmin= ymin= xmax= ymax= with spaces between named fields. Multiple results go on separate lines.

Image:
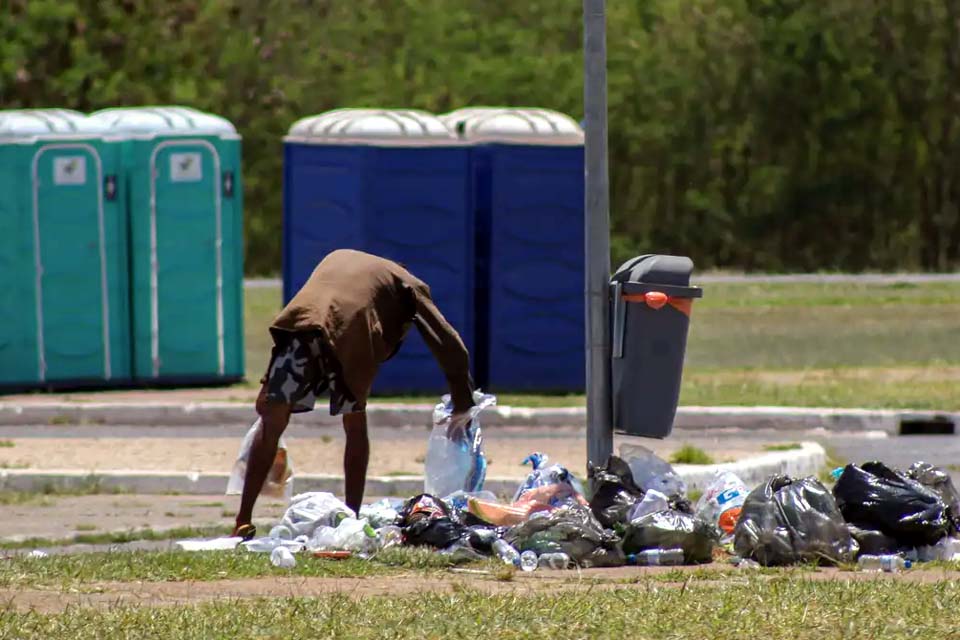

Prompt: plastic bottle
xmin=630 ymin=548 xmax=685 ymax=566
xmin=243 ymin=537 xmax=281 ymax=553
xmin=538 ymin=552 xmax=573 ymax=570
xmin=492 ymin=539 xmax=521 ymax=567
xmin=520 ymin=550 xmax=538 ymax=572
xmin=270 ymin=546 xmax=297 ymax=568
xmin=377 ymin=525 xmax=403 ymax=550
xmin=857 ymin=554 xmax=911 ymax=572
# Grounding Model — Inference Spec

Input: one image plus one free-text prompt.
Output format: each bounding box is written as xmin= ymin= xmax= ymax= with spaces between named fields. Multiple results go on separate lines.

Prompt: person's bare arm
xmin=411 ymin=287 xmax=475 ymax=414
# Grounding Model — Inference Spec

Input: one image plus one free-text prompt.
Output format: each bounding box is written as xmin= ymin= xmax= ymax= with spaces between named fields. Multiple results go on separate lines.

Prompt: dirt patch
xmin=4 ymin=565 xmax=959 ymax=613
xmin=0 ymin=431 xmax=760 ymax=478
xmin=0 ymin=494 xmax=285 ymax=543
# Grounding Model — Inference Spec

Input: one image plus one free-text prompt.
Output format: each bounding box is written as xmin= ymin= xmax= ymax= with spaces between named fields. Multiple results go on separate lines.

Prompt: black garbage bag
xmin=906 ymin=461 xmax=960 ymax=534
xmin=398 ymin=493 xmax=468 ymax=548
xmin=403 ymin=517 xmax=468 ymax=548
xmin=621 ymin=510 xmax=718 ymax=564
xmin=588 ymin=456 xmax=645 ymax=528
xmin=734 ymin=475 xmax=858 ymax=566
xmin=846 ymin=524 xmax=899 ymax=556
xmin=833 ymin=462 xmax=950 ymax=547
xmin=505 ymin=504 xmax=625 ymax=567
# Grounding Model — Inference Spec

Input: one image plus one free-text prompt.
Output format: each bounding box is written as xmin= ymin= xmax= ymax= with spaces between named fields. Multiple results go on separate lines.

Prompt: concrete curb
xmin=0 ymin=401 xmax=956 ymax=435
xmin=0 ymin=442 xmax=826 ymax=497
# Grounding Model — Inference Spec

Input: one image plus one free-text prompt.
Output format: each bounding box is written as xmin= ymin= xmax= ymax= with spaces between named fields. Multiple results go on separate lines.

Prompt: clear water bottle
xmin=492 ymin=539 xmax=521 ymax=567
xmin=520 ymin=550 xmax=539 ymax=572
xmin=630 ymin=548 xmax=685 ymax=566
xmin=858 ymin=554 xmax=911 ymax=572
xmin=538 ymin=552 xmax=573 ymax=570
xmin=270 ymin=546 xmax=297 ymax=568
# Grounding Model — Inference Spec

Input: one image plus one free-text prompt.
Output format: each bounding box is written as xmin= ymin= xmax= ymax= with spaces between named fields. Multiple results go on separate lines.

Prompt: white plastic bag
xmin=424 ymin=391 xmax=495 ymax=497
xmin=619 ymin=443 xmax=687 ymax=499
xmin=628 ymin=489 xmax=672 ymax=522
xmin=280 ymin=491 xmax=354 ymax=537
xmin=226 ymin=418 xmax=293 ymax=500
xmin=695 ymin=470 xmax=749 ymax=537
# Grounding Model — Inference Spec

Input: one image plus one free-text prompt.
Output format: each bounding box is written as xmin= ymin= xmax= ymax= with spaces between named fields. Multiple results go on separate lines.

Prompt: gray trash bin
xmin=611 ymin=255 xmax=703 ymax=438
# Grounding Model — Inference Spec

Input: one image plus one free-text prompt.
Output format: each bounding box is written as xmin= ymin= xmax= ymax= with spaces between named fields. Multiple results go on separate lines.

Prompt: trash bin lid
xmin=88 ymin=106 xmax=238 ymax=138
xmin=440 ymin=107 xmax=584 ymax=145
xmin=0 ymin=109 xmax=107 ymax=141
xmin=285 ymin=108 xmax=457 ymax=146
xmin=612 ymin=255 xmax=703 ymax=298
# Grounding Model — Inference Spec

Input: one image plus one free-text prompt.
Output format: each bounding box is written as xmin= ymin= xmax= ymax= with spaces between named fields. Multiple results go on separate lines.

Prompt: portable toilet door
xmin=283 ymin=109 xmax=475 ymax=395
xmin=443 ymin=107 xmax=585 ymax=393
xmin=90 ymin=106 xmax=243 ymax=384
xmin=0 ymin=109 xmax=130 ymax=389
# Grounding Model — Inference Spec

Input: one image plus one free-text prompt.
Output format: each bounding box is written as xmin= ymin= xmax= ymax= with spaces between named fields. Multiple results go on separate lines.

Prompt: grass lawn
xmin=2 ymin=549 xmax=959 ymax=639
xmin=244 ymin=281 xmax=960 ymax=409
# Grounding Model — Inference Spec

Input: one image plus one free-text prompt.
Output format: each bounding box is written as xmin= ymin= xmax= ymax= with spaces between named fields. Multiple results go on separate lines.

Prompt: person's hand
xmin=446 ymin=411 xmax=473 ymax=440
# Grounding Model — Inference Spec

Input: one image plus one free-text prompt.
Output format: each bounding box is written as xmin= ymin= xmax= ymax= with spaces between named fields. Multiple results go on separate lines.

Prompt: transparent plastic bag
xmin=735 ymin=475 xmax=858 ymax=566
xmin=226 ymin=418 xmax=293 ymax=500
xmin=504 ymin=504 xmax=624 ymax=567
xmin=695 ymin=470 xmax=749 ymax=538
xmin=513 ymin=453 xmax=586 ymax=503
xmin=619 ymin=444 xmax=686 ymax=499
xmin=280 ymin=491 xmax=354 ymax=537
xmin=424 ymin=391 xmax=495 ymax=497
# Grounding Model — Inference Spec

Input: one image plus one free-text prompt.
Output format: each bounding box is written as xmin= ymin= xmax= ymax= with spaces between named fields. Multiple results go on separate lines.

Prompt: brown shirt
xmin=271 ymin=249 xmax=474 ymax=412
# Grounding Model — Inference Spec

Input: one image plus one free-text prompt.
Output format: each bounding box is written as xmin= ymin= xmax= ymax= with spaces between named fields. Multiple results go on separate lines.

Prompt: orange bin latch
xmin=621 ymin=291 xmax=693 ymax=317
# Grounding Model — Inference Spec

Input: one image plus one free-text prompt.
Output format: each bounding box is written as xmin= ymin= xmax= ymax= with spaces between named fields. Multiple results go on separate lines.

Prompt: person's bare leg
xmin=234 ymin=388 xmax=292 ymax=532
xmin=342 ymin=411 xmax=369 ymax=515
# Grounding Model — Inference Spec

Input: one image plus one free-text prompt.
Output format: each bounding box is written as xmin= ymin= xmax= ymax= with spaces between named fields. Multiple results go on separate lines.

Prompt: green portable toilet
xmin=0 ymin=109 xmax=131 ymax=390
xmin=89 ymin=106 xmax=244 ymax=384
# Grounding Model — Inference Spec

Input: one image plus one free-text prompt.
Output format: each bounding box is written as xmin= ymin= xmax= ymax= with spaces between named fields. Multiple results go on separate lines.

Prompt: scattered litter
xmin=270 ymin=546 xmax=297 ymax=568
xmin=360 ymin=498 xmax=404 ymax=529
xmin=424 ymin=391 xmax=494 ymax=498
xmin=175 ymin=537 xmax=243 ymax=552
xmin=513 ymin=453 xmax=586 ymax=503
xmin=622 ymin=510 xmax=718 ymax=564
xmin=833 ymin=462 xmax=950 ymax=548
xmin=906 ymin=462 xmax=960 ymax=532
xmin=696 ymin=470 xmax=749 ymax=539
xmin=628 ymin=548 xmax=685 ymax=566
xmin=857 ymin=554 xmax=910 ymax=573
xmin=280 ymin=492 xmax=354 ymax=538
xmin=735 ymin=475 xmax=857 ymax=566
xmin=26 ymin=550 xmax=48 ymax=559
xmin=587 ymin=456 xmax=645 ymax=528
xmin=619 ymin=444 xmax=686 ymax=499
xmin=226 ymin=418 xmax=293 ymax=500
xmin=846 ymin=524 xmax=899 ymax=556
xmin=208 ymin=398 xmax=960 ymax=573
xmin=505 ymin=504 xmax=625 ymax=568
xmin=628 ymin=490 xmax=672 ymax=523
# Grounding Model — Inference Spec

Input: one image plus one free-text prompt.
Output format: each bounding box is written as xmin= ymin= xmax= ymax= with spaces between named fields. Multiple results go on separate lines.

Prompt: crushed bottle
xmin=270 ymin=546 xmax=297 ymax=569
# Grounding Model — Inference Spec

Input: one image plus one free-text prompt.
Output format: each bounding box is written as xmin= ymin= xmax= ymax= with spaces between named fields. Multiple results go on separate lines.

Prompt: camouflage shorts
xmin=263 ymin=331 xmax=360 ymax=415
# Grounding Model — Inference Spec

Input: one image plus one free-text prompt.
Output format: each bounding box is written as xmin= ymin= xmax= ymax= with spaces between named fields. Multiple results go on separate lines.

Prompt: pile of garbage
xmin=181 ymin=392 xmax=960 ymax=573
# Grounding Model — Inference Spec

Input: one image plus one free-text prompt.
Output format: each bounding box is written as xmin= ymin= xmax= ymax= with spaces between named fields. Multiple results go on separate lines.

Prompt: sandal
xmin=233 ymin=523 xmax=257 ymax=541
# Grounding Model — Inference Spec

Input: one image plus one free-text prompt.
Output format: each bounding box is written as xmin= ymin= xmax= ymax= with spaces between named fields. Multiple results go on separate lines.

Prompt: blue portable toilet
xmin=283 ymin=109 xmax=474 ymax=395
xmin=0 ymin=109 xmax=131 ymax=390
xmin=442 ymin=108 xmax=585 ymax=393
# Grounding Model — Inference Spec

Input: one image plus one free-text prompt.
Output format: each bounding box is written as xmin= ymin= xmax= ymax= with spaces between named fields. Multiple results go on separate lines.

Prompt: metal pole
xmin=584 ymin=0 xmax=612 ymax=471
